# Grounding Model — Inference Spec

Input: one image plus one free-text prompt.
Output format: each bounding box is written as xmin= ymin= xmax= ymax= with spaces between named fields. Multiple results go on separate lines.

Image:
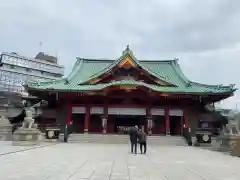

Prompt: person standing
xmin=138 ymin=128 xmax=147 ymax=154
xmin=129 ymin=125 xmax=138 ymax=154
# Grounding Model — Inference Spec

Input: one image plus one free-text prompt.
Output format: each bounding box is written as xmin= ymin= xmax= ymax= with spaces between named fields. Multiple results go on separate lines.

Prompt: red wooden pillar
xmin=146 ymin=98 xmax=153 ymax=134
xmin=146 ymin=106 xmax=153 ymax=135
xmin=84 ymin=106 xmax=90 ymax=133
xmin=65 ymin=102 xmax=72 ymax=126
xmin=165 ymin=107 xmax=170 ymax=135
xmin=102 ymin=105 xmax=108 ymax=133
xmin=183 ymin=108 xmax=188 ymax=127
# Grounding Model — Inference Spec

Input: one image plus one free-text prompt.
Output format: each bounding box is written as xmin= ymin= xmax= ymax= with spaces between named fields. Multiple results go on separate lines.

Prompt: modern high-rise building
xmin=0 ymin=52 xmax=65 ymax=117
xmin=0 ymin=52 xmax=64 ymax=94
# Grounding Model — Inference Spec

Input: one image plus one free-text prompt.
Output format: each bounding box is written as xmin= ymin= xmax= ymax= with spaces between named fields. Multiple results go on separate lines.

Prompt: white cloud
xmin=0 ymin=0 xmax=239 ymax=108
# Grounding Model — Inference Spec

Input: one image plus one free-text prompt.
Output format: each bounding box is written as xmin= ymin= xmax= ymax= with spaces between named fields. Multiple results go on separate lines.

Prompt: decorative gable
xmin=118 ymin=55 xmax=136 ymax=69
xmin=87 ymin=45 xmax=175 ymax=86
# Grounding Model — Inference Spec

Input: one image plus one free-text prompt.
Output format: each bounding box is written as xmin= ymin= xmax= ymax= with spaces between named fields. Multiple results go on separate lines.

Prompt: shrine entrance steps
xmin=60 ymin=134 xmax=188 ymax=146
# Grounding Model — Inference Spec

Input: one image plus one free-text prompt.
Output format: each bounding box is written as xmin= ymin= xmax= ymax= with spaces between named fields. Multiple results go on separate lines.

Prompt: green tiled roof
xmin=25 ymin=46 xmax=236 ymax=95
xmin=26 ymin=79 xmax=235 ymax=94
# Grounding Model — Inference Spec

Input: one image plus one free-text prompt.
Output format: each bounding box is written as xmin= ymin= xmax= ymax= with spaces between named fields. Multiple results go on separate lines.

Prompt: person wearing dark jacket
xmin=129 ymin=125 xmax=138 ymax=154
xmin=138 ymin=129 xmax=147 ymax=154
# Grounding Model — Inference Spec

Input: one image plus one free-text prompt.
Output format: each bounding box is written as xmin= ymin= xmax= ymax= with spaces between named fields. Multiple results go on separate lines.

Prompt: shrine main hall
xmin=25 ymin=46 xmax=236 ymax=135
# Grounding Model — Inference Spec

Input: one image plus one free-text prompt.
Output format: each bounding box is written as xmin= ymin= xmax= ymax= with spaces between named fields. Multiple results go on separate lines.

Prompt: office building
xmin=0 ymin=51 xmax=64 ymax=117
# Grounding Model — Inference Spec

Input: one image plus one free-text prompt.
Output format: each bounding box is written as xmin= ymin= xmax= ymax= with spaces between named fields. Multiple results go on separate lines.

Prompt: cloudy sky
xmin=0 ymin=0 xmax=240 ymax=109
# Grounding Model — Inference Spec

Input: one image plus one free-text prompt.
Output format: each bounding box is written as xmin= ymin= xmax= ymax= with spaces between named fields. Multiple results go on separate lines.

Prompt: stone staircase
xmin=60 ymin=133 xmax=187 ymax=146
xmin=147 ymin=135 xmax=187 ymax=146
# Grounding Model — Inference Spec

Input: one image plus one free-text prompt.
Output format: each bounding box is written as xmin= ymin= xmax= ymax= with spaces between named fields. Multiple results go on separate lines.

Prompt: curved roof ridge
xmin=139 ymin=59 xmax=176 ymax=63
xmin=77 ymin=79 xmax=163 ymax=92
xmin=79 ymin=79 xmax=235 ymax=94
xmin=97 ymin=79 xmax=150 ymax=85
xmin=26 ymin=78 xmax=65 ymax=87
xmin=86 ymin=58 xmax=120 ymax=80
xmin=75 ymin=57 xmax=176 ymax=63
xmin=78 ymin=53 xmax=129 ymax=83
xmin=80 ymin=53 xmax=174 ymax=85
xmin=26 ymin=77 xmax=235 ymax=95
xmin=172 ymin=60 xmax=235 ymax=90
xmin=170 ymin=60 xmax=189 ymax=86
xmin=76 ymin=57 xmax=114 ymax=62
xmin=189 ymin=82 xmax=235 ymax=89
xmin=67 ymin=58 xmax=84 ymax=80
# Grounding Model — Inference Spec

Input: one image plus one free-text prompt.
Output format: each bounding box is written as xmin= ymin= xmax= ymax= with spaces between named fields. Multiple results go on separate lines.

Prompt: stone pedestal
xmin=166 ymin=129 xmax=171 ymax=136
xmin=0 ymin=116 xmax=12 ymax=141
xmin=12 ymin=128 xmax=43 ymax=146
xmin=231 ymin=136 xmax=240 ymax=156
xmin=0 ymin=126 xmax=12 ymax=141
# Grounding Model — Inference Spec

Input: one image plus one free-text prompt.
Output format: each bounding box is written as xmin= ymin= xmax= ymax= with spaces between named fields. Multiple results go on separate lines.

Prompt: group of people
xmin=128 ymin=125 xmax=147 ymax=154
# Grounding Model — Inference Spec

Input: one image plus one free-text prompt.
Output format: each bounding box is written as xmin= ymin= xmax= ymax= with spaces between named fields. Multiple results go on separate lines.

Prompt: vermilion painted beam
xmin=72 ymin=104 xmax=148 ymax=108
xmin=57 ymin=90 xmax=231 ymax=100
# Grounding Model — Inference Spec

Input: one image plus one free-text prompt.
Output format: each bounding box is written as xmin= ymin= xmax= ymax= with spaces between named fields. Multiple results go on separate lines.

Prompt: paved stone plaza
xmin=0 ymin=143 xmax=240 ymax=180
xmin=0 ymin=142 xmax=52 ymax=155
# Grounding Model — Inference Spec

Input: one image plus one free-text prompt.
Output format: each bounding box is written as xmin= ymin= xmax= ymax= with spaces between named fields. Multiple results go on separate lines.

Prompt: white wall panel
xmin=108 ymin=107 xmax=146 ymax=115
xmin=169 ymin=109 xmax=183 ymax=116
xmin=90 ymin=107 xmax=104 ymax=114
xmin=72 ymin=107 xmax=86 ymax=114
xmin=151 ymin=108 xmax=165 ymax=116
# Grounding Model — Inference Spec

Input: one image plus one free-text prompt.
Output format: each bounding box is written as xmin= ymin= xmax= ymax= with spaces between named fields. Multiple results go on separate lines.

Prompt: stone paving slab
xmin=0 ymin=141 xmax=55 ymax=155
xmin=0 ymin=143 xmax=240 ymax=180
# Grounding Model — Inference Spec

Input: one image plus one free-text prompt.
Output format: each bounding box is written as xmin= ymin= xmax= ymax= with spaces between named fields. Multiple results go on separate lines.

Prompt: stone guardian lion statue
xmin=21 ymin=108 xmax=37 ymax=129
